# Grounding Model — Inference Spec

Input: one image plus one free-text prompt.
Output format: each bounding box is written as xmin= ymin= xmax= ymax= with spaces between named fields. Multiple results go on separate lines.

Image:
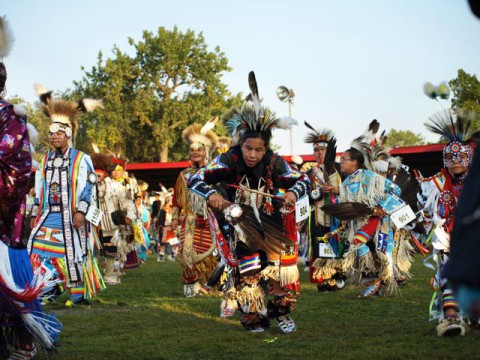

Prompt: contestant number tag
xmin=295 ymin=195 xmax=310 ymax=223
xmin=318 ymin=242 xmax=335 ymax=258
xmin=390 ymin=205 xmax=415 ymax=229
xmin=86 ymin=205 xmax=104 ymax=226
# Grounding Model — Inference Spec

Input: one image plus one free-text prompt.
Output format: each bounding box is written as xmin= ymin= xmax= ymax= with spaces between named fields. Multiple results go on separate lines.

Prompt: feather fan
xmin=321 ymin=202 xmax=373 ymax=221
xmin=393 ymin=167 xmax=420 ymax=212
xmin=324 ymin=136 xmax=338 ymax=176
xmin=207 ymin=261 xmax=226 ymax=287
xmin=229 ymin=204 xmax=294 ymax=253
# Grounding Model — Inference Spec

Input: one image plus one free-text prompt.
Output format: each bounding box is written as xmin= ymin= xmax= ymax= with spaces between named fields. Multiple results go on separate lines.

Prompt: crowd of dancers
xmin=1 ymin=15 xmax=480 ymax=360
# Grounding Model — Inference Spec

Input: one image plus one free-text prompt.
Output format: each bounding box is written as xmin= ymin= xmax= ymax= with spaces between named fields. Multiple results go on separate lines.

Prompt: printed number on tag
xmin=390 ymin=205 xmax=415 ymax=229
xmin=295 ymin=195 xmax=310 ymax=223
xmin=318 ymin=242 xmax=335 ymax=258
xmin=85 ymin=205 xmax=104 ymax=226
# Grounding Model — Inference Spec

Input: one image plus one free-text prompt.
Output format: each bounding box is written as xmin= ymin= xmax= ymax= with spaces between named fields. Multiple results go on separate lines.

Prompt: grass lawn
xmin=36 ymin=255 xmax=480 ymax=360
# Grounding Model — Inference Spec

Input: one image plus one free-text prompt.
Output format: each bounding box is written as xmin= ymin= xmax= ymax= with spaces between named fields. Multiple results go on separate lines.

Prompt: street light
xmin=276 ymin=85 xmax=295 ymax=155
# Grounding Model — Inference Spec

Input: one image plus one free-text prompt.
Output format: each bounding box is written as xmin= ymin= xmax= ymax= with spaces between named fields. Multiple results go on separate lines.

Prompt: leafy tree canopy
xmin=385 ymin=129 xmax=426 ymax=148
xmin=449 ymin=69 xmax=480 ymax=129
xmin=71 ymin=26 xmax=241 ymax=162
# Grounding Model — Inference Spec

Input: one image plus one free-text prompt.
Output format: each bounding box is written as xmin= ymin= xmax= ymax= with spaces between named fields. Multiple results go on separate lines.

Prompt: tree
xmin=385 ymin=129 xmax=426 ymax=148
xmin=72 ymin=26 xmax=236 ymax=162
xmin=449 ymin=69 xmax=480 ymax=129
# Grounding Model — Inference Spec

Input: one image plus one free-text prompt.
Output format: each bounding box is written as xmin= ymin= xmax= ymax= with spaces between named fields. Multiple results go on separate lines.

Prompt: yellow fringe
xmin=378 ymin=252 xmax=399 ymax=294
xmin=397 ymin=234 xmax=414 ymax=276
xmin=260 ymin=265 xmax=280 ymax=281
xmin=341 ymin=248 xmax=356 ymax=274
xmin=181 ymin=254 xmax=218 ymax=285
xmin=312 ymin=258 xmax=337 ymax=279
xmin=279 ymin=265 xmax=299 ymax=287
xmin=357 ymin=251 xmax=376 ymax=274
xmin=173 ymin=171 xmax=188 ymax=210
xmin=237 ymin=283 xmax=266 ymax=313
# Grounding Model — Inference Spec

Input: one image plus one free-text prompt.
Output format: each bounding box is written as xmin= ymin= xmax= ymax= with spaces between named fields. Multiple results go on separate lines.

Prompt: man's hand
xmin=321 ymin=185 xmax=333 ymax=194
xmin=30 ymin=218 xmax=37 ymax=230
xmin=284 ymin=191 xmax=297 ymax=205
xmin=73 ymin=212 xmax=85 ymax=228
xmin=208 ymin=193 xmax=225 ymax=211
xmin=372 ymin=207 xmax=385 ymax=218
xmin=321 ymin=185 xmax=339 ymax=195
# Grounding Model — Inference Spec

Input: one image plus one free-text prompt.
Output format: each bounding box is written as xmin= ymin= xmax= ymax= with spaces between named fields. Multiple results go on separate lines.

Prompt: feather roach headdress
xmin=371 ymin=130 xmax=391 ymax=174
xmin=91 ymin=153 xmax=116 ymax=174
xmin=304 ymin=121 xmax=334 ymax=148
xmin=0 ymin=15 xmax=15 ymax=93
xmin=217 ymin=136 xmax=232 ymax=154
xmin=34 ymin=84 xmax=104 ymax=147
xmin=350 ymin=119 xmax=380 ymax=171
xmin=425 ymin=108 xmax=478 ymax=177
xmin=223 ymin=71 xmax=297 ymax=147
xmin=182 ymin=117 xmax=219 ymax=159
xmin=425 ymin=108 xmax=476 ymax=145
xmin=107 ymin=143 xmax=127 ymax=171
xmin=224 ymin=113 xmax=241 ymax=146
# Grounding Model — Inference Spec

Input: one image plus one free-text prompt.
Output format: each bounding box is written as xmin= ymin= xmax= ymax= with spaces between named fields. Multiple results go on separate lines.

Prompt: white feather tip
xmin=27 ymin=123 xmax=39 ymax=143
xmin=82 ymin=99 xmax=104 ymax=112
xmin=276 ymin=116 xmax=298 ymax=129
xmin=201 ymin=116 xmax=218 ymax=134
xmin=0 ymin=16 xmax=15 ymax=58
xmin=33 ymin=84 xmax=50 ymax=96
xmin=13 ymin=104 xmax=26 ymax=116
xmin=91 ymin=142 xmax=100 ymax=154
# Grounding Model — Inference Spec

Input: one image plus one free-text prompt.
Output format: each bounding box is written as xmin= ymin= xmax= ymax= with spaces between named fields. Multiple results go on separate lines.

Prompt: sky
xmin=3 ymin=0 xmax=480 ymax=156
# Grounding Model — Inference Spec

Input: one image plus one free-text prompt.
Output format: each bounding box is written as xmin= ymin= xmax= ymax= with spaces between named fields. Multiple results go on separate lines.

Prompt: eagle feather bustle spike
xmin=78 ymin=99 xmax=104 ymax=113
xmin=200 ymin=116 xmax=218 ymax=134
xmin=91 ymin=142 xmax=100 ymax=154
xmin=276 ymin=116 xmax=298 ymax=130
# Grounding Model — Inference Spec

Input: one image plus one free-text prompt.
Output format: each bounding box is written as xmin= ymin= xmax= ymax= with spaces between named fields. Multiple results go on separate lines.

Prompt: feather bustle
xmin=0 ymin=16 xmax=14 ymax=58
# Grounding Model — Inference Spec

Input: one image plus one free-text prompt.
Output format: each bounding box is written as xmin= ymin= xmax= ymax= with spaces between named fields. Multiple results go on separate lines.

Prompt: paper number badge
xmin=390 ymin=205 xmax=415 ymax=229
xmin=85 ymin=205 xmax=104 ymax=226
xmin=295 ymin=195 xmax=310 ymax=223
xmin=318 ymin=242 xmax=335 ymax=258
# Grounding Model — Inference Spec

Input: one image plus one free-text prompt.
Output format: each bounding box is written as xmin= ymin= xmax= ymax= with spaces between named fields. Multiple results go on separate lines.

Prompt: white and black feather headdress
xmin=304 ymin=121 xmax=334 ymax=147
xmin=35 ymin=84 xmax=104 ymax=146
xmin=425 ymin=108 xmax=477 ymax=144
xmin=223 ymin=71 xmax=297 ymax=145
xmin=182 ymin=117 xmax=219 ymax=159
xmin=350 ymin=119 xmax=381 ymax=171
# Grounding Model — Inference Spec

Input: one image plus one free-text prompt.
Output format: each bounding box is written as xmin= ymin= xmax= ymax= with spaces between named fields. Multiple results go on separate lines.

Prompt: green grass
xmin=36 ymin=255 xmax=480 ymax=360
